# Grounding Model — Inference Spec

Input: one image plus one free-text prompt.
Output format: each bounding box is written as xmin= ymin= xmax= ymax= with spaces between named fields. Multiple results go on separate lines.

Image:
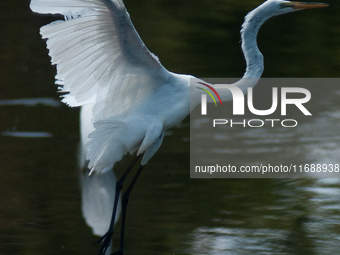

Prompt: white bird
xmin=29 ymin=0 xmax=327 ymax=254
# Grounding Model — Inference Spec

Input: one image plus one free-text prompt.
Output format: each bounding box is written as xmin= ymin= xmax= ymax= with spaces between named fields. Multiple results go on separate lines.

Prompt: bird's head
xmin=243 ymin=0 xmax=328 ymax=28
xmin=264 ymin=0 xmax=329 ymax=15
xmin=252 ymin=0 xmax=328 ymax=19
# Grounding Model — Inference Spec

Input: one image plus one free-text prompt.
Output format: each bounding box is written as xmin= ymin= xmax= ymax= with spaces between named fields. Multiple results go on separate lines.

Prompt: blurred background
xmin=0 ymin=0 xmax=340 ymax=254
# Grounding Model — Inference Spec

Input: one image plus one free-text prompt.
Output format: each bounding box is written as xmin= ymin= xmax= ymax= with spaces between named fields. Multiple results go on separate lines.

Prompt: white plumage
xmin=31 ymin=0 xmax=192 ymax=174
xmin=30 ymin=0 xmax=328 ymax=175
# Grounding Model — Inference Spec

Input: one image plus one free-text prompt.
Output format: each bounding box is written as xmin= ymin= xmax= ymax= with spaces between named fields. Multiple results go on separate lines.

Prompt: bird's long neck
xmin=241 ymin=13 xmax=265 ymax=79
xmin=192 ymin=5 xmax=274 ymax=108
xmin=205 ymin=10 xmax=266 ymax=106
xmin=231 ymin=9 xmax=267 ymax=93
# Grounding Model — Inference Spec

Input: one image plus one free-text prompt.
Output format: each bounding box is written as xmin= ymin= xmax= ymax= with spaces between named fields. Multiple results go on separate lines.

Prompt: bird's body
xmin=79 ymin=72 xmax=192 ymax=173
xmin=30 ymin=0 xmax=327 ymax=254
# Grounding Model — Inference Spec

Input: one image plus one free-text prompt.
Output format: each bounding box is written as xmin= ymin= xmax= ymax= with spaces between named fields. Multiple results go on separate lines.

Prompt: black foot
xmin=94 ymin=231 xmax=113 ymax=255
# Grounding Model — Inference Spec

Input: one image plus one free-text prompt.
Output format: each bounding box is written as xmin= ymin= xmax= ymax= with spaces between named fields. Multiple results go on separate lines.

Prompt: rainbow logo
xmin=197 ymin=82 xmax=222 ymax=106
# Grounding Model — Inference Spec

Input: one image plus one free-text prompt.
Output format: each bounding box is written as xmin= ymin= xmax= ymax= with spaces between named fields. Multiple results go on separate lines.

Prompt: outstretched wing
xmin=30 ymin=0 xmax=172 ymax=120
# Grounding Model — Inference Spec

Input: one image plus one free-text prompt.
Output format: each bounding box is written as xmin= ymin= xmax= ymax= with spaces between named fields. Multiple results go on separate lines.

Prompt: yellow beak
xmin=284 ymin=1 xmax=329 ymax=10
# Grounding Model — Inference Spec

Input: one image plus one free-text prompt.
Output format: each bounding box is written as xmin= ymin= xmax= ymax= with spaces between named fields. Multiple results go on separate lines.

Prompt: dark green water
xmin=1 ymin=0 xmax=340 ymax=254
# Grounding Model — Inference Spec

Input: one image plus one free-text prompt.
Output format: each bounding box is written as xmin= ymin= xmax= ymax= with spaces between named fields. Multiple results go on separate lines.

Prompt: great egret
xmin=29 ymin=0 xmax=327 ymax=254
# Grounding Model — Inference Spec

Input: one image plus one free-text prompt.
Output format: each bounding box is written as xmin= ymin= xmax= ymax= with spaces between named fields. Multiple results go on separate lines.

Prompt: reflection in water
xmin=2 ymin=131 xmax=53 ymax=138
xmin=187 ymin=180 xmax=340 ymax=254
xmin=189 ymin=227 xmax=289 ymax=255
xmin=0 ymin=98 xmax=59 ymax=138
xmin=0 ymin=98 xmax=61 ymax=108
xmin=79 ymin=168 xmax=120 ymax=255
xmin=187 ymin=104 xmax=340 ymax=254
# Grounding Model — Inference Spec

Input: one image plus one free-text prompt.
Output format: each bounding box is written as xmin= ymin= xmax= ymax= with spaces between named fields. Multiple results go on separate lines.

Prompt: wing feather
xmin=30 ymin=0 xmax=171 ymax=117
xmin=30 ymin=0 xmax=108 ymax=15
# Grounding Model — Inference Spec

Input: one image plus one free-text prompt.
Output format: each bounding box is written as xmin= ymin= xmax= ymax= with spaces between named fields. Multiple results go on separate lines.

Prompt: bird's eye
xmin=279 ymin=2 xmax=293 ymax=9
xmin=279 ymin=3 xmax=286 ymax=9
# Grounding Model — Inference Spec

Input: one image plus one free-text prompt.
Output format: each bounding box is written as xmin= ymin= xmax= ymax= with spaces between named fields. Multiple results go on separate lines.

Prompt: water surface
xmin=0 ymin=0 xmax=339 ymax=254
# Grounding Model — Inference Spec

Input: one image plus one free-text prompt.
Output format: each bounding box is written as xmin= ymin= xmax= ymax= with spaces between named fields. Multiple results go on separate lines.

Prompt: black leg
xmin=95 ymin=155 xmax=141 ymax=255
xmin=112 ymin=164 xmax=145 ymax=255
